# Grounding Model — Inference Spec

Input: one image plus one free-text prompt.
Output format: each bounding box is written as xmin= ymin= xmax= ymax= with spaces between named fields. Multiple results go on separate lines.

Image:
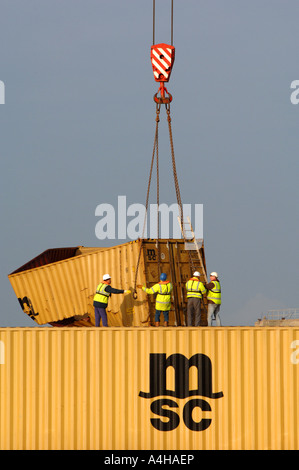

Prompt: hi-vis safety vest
xmin=186 ymin=277 xmax=207 ymax=299
xmin=207 ymin=280 xmax=221 ymax=305
xmin=142 ymin=281 xmax=173 ymax=311
xmin=93 ymin=282 xmax=110 ymax=305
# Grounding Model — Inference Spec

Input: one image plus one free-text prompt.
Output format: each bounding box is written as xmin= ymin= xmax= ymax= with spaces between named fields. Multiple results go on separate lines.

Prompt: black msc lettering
xmin=139 ymin=353 xmax=223 ymax=432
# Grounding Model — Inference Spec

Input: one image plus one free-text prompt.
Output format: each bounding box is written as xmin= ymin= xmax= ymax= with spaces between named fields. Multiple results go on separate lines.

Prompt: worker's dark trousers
xmin=94 ymin=307 xmax=108 ymax=327
xmin=187 ymin=298 xmax=201 ymax=326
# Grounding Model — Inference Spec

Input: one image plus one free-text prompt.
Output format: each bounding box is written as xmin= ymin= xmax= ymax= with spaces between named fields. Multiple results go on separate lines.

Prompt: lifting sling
xmin=133 ymin=1 xmax=207 ymax=325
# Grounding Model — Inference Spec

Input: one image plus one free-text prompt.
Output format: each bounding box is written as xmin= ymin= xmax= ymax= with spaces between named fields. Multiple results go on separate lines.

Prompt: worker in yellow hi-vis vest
xmin=185 ymin=271 xmax=207 ymax=326
xmin=205 ymin=272 xmax=222 ymax=326
xmin=137 ymin=273 xmax=173 ymax=327
xmin=93 ymin=274 xmax=131 ymax=327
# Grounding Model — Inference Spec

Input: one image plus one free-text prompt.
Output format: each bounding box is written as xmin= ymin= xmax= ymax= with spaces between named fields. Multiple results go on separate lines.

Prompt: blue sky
xmin=0 ymin=0 xmax=298 ymax=326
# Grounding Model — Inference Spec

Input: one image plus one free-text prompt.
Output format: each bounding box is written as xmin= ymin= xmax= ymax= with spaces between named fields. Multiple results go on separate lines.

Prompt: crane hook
xmin=151 ymin=1 xmax=175 ymax=104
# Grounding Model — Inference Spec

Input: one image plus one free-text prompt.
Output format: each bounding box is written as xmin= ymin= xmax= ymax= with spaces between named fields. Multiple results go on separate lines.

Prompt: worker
xmin=137 ymin=273 xmax=173 ymax=327
xmin=185 ymin=271 xmax=207 ymax=326
xmin=205 ymin=272 xmax=222 ymax=326
xmin=93 ymin=274 xmax=131 ymax=327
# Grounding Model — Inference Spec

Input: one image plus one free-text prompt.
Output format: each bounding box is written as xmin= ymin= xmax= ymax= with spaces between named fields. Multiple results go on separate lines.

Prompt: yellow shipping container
xmin=8 ymin=239 xmax=208 ymax=327
xmin=0 ymin=327 xmax=299 ymax=450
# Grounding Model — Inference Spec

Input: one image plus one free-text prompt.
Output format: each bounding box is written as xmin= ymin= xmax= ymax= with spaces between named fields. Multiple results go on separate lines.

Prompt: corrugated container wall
xmin=8 ymin=239 xmax=208 ymax=327
xmin=0 ymin=327 xmax=299 ymax=450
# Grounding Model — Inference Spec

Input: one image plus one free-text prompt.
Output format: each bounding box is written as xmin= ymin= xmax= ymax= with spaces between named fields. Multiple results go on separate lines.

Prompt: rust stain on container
xmin=0 ymin=327 xmax=299 ymax=450
xmin=8 ymin=239 xmax=208 ymax=327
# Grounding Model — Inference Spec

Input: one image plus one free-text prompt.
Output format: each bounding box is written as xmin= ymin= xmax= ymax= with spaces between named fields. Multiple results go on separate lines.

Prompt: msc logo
xmin=139 ymin=353 xmax=223 ymax=432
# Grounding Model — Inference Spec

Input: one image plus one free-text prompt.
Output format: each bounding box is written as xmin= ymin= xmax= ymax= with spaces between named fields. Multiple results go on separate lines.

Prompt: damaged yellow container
xmin=8 ymin=239 xmax=208 ymax=327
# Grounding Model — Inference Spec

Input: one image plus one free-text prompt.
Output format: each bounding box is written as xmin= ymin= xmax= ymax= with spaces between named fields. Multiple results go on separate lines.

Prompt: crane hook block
xmin=151 ymin=43 xmax=175 ymax=83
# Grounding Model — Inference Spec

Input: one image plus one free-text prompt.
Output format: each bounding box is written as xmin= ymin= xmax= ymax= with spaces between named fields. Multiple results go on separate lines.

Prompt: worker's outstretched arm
xmin=141 ymin=284 xmax=158 ymax=295
xmin=106 ymin=286 xmax=126 ymax=295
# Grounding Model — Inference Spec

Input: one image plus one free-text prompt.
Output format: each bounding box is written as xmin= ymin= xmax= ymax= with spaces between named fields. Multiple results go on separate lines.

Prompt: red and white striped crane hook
xmin=150 ymin=0 xmax=175 ymax=104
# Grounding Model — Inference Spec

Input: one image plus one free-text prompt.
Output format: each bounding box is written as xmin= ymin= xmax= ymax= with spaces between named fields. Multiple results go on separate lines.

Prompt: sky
xmin=0 ymin=0 xmax=298 ymax=327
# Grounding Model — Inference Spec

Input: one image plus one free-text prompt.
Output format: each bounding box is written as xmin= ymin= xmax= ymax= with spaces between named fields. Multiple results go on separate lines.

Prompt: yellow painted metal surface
xmin=0 ymin=327 xmax=299 ymax=450
xmin=8 ymin=240 xmax=207 ymax=327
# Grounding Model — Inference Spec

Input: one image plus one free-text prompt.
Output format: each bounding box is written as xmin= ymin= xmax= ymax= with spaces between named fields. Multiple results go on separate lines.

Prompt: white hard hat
xmin=103 ymin=273 xmax=111 ymax=281
xmin=193 ymin=271 xmax=200 ymax=277
xmin=210 ymin=272 xmax=218 ymax=278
